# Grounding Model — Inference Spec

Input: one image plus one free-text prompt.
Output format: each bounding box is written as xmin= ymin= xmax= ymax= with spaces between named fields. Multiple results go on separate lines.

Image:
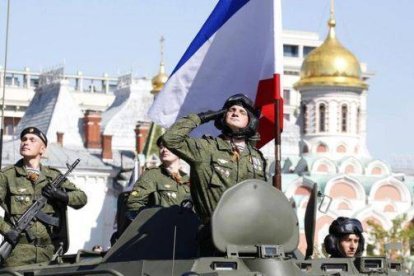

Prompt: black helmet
xmin=214 ymin=94 xmax=260 ymax=139
xmin=324 ymin=217 xmax=365 ymax=257
xmin=156 ymin=136 xmax=164 ymax=147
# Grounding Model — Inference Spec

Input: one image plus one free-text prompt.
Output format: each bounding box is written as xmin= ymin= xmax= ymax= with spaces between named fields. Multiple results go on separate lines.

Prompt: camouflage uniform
xmin=0 ymin=159 xmax=87 ymax=267
xmin=126 ymin=166 xmax=190 ymax=211
xmin=163 ymin=114 xmax=267 ymax=223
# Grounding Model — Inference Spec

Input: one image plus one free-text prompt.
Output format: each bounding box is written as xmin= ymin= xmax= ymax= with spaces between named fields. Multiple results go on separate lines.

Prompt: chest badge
xmin=217 ymin=159 xmax=229 ymax=165
xmin=251 ymin=157 xmax=262 ymax=171
xmin=18 ymin=188 xmax=27 ymax=194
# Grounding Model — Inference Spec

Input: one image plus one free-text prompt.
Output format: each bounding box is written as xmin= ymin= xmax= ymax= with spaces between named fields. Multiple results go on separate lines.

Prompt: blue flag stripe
xmin=171 ymin=0 xmax=250 ymax=76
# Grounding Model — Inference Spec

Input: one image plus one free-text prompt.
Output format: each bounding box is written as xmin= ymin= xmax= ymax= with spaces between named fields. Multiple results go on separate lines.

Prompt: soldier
xmin=0 ymin=127 xmax=87 ymax=267
xmin=324 ymin=217 xmax=365 ymax=258
xmin=162 ymin=94 xmax=267 ymax=255
xmin=126 ymin=136 xmax=191 ymax=212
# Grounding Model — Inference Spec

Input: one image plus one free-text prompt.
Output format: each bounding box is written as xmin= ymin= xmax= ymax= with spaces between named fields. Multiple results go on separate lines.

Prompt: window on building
xmin=283 ymin=89 xmax=290 ymax=105
xmin=337 ymin=145 xmax=346 ymax=153
xmin=30 ymin=78 xmax=39 ymax=88
xmin=303 ymin=46 xmax=316 ymax=57
xmin=345 ymin=165 xmax=355 ymax=174
xmin=301 ymin=104 xmax=307 ymax=134
xmin=357 ymin=107 xmax=361 ymax=134
xmin=341 ymin=105 xmax=348 ymax=132
xmin=283 ymin=70 xmax=300 ymax=76
xmin=317 ymin=164 xmax=328 ymax=173
xmin=283 ymin=44 xmax=299 ymax=57
xmin=319 ymin=104 xmax=326 ymax=132
xmin=316 ymin=144 xmax=327 ymax=153
xmin=371 ymin=167 xmax=382 ymax=175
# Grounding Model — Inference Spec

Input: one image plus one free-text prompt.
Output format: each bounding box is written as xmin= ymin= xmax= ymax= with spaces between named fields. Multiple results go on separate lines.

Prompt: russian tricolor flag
xmin=148 ymin=0 xmax=283 ymax=148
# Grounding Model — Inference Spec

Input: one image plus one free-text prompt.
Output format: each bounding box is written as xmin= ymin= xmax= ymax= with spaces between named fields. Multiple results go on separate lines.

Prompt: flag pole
xmin=0 ymin=0 xmax=11 ymax=169
xmin=273 ymin=74 xmax=282 ymax=190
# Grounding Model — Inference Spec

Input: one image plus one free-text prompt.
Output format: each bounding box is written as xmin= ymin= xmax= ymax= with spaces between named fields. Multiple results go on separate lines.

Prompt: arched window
xmin=345 ymin=165 xmax=355 ymax=174
xmin=319 ymin=104 xmax=326 ymax=132
xmin=317 ymin=164 xmax=328 ymax=173
xmin=338 ymin=202 xmax=351 ymax=210
xmin=302 ymin=144 xmax=309 ymax=154
xmin=384 ymin=204 xmax=395 ymax=213
xmin=341 ymin=104 xmax=348 ymax=132
xmin=357 ymin=107 xmax=361 ymax=134
xmin=371 ymin=167 xmax=383 ymax=175
xmin=337 ymin=145 xmax=346 ymax=153
xmin=317 ymin=144 xmax=327 ymax=153
xmin=301 ymin=104 xmax=307 ymax=134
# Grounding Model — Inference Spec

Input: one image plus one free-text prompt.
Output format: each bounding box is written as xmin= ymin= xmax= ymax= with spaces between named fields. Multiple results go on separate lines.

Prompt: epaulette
xmin=0 ymin=165 xmax=14 ymax=173
xmin=44 ymin=166 xmax=63 ymax=177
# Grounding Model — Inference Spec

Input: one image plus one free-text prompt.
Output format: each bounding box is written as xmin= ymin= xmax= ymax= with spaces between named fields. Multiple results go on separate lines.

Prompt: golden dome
xmin=294 ymin=17 xmax=368 ymax=90
xmin=151 ymin=62 xmax=168 ymax=94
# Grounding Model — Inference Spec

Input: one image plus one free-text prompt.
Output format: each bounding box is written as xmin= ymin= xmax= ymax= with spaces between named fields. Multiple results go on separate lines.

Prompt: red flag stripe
xmin=255 ymin=74 xmax=283 ymax=148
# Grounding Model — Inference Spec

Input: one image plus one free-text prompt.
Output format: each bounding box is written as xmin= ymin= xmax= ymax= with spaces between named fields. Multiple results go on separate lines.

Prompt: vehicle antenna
xmin=0 ymin=0 xmax=11 ymax=168
xmin=171 ymin=225 xmax=177 ymax=276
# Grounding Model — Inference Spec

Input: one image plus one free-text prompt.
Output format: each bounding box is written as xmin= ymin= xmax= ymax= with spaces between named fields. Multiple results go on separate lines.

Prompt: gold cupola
xmin=151 ymin=36 xmax=169 ymax=94
xmin=294 ymin=2 xmax=368 ymax=90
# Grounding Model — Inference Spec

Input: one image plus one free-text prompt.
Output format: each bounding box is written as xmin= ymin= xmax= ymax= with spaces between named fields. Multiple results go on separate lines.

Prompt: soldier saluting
xmin=126 ymin=136 xmax=191 ymax=211
xmin=162 ymin=94 xmax=267 ymax=255
xmin=0 ymin=127 xmax=87 ymax=267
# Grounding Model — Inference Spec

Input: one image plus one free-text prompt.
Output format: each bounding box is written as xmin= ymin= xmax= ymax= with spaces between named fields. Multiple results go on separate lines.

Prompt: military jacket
xmin=126 ymin=166 xmax=190 ymax=211
xmin=0 ymin=159 xmax=87 ymax=246
xmin=162 ymin=114 xmax=267 ymax=223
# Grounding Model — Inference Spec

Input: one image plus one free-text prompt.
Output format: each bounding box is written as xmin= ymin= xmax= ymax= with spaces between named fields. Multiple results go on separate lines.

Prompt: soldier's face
xmin=225 ymin=105 xmax=249 ymax=132
xmin=20 ymin=134 xmax=46 ymax=158
xmin=159 ymin=145 xmax=179 ymax=164
xmin=338 ymin=234 xmax=360 ymax=257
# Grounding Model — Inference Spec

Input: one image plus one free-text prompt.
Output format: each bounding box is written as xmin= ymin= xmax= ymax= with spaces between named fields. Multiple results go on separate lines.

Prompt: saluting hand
xmin=198 ymin=109 xmax=226 ymax=124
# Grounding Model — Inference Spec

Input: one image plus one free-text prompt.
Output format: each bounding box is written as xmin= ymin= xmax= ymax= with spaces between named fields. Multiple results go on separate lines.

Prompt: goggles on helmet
xmin=334 ymin=218 xmax=363 ymax=235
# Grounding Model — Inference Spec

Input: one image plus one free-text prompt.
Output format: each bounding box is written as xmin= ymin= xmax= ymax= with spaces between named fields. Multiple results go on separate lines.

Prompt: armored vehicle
xmin=0 ymin=179 xmax=406 ymax=275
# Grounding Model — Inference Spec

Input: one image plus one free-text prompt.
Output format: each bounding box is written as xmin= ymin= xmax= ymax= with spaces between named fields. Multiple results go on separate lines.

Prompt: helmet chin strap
xmin=222 ymin=124 xmax=252 ymax=139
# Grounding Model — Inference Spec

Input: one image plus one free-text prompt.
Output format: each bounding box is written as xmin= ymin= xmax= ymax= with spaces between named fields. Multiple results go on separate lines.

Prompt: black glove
xmin=4 ymin=229 xmax=19 ymax=246
xmin=42 ymin=184 xmax=69 ymax=205
xmin=197 ymin=109 xmax=226 ymax=124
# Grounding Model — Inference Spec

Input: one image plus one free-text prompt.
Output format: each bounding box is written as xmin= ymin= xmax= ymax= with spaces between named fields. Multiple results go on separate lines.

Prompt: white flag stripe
xmin=148 ymin=0 xmax=282 ymax=138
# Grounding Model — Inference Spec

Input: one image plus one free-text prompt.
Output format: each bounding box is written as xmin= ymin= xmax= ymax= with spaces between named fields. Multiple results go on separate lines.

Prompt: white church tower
xmin=294 ymin=2 xmax=370 ymax=161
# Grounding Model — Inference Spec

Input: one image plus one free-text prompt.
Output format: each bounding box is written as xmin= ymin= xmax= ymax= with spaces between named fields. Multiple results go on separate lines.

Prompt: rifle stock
xmin=0 ymin=158 xmax=80 ymax=264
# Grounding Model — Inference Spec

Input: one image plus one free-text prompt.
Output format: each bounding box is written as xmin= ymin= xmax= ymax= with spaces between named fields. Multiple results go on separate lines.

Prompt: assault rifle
xmin=0 ymin=158 xmax=80 ymax=264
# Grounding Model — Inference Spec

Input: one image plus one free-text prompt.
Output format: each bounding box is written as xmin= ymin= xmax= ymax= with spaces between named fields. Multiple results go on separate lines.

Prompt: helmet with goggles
xmin=324 ymin=217 xmax=365 ymax=257
xmin=214 ymin=94 xmax=260 ymax=139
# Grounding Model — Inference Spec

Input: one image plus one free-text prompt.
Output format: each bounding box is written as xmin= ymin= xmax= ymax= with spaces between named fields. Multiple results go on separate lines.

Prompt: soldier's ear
xmin=39 ymin=144 xmax=46 ymax=155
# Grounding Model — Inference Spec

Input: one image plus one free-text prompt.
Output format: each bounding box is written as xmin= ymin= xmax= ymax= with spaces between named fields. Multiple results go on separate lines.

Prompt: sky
xmin=0 ymin=0 xmax=412 ymax=166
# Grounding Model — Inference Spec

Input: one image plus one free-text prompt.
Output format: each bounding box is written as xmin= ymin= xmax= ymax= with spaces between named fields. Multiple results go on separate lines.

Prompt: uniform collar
xmin=160 ymin=165 xmax=187 ymax=177
xmin=216 ymin=135 xmax=234 ymax=151
xmin=15 ymin=159 xmax=47 ymax=183
xmin=216 ymin=135 xmax=252 ymax=155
